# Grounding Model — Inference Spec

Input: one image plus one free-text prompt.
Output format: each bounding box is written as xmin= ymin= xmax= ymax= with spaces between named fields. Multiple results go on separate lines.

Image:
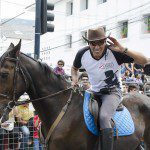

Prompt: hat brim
xmin=82 ymin=33 xmax=110 ymax=42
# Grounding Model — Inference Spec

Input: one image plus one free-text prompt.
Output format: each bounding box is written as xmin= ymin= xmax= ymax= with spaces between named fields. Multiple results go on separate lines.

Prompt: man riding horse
xmin=71 ymin=27 xmax=148 ymax=150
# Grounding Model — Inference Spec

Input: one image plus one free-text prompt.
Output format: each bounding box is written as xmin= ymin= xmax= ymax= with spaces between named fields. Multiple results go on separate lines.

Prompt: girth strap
xmin=41 ymin=90 xmax=73 ymax=149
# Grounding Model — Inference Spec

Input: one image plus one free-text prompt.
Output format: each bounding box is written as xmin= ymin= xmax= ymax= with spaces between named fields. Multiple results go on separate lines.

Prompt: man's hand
xmin=71 ymin=66 xmax=79 ymax=88
xmin=107 ymin=36 xmax=125 ymax=53
xmin=1 ymin=122 xmax=9 ymax=128
xmin=71 ymin=79 xmax=79 ymax=88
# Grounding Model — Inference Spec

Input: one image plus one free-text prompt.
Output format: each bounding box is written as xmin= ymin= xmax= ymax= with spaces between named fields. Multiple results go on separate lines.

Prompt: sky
xmin=1 ymin=0 xmax=35 ymax=20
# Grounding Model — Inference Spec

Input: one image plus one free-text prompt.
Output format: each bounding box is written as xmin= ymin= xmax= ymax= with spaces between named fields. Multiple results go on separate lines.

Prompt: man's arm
xmin=108 ymin=37 xmax=148 ymax=65
xmin=71 ymin=66 xmax=79 ymax=87
xmin=122 ymin=49 xmax=148 ymax=65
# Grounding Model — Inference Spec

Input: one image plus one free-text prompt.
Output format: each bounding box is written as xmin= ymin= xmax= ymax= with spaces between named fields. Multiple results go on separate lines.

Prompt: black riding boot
xmin=101 ymin=128 xmax=114 ymax=150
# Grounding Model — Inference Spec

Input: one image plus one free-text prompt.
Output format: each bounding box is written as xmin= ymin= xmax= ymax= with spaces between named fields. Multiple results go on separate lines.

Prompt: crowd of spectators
xmin=121 ymin=63 xmax=148 ymax=95
xmin=0 ymin=94 xmax=42 ymax=150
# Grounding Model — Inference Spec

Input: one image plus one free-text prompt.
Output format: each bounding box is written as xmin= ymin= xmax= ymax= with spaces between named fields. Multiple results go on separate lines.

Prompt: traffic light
xmin=41 ymin=0 xmax=55 ymax=35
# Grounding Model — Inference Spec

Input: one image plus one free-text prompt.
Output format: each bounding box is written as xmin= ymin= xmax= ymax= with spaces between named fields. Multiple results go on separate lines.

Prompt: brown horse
xmin=0 ymin=40 xmax=150 ymax=150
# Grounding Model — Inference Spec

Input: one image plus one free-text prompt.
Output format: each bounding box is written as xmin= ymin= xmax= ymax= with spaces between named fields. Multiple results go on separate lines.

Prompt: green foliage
xmin=121 ymin=25 xmax=128 ymax=38
xmin=144 ymin=16 xmax=150 ymax=31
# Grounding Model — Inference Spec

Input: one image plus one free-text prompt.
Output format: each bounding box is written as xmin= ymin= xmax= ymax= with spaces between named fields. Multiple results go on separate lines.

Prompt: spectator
xmin=121 ymin=63 xmax=127 ymax=79
xmin=124 ymin=70 xmax=135 ymax=83
xmin=128 ymin=84 xmax=139 ymax=93
xmin=124 ymin=63 xmax=134 ymax=77
xmin=133 ymin=63 xmax=143 ymax=75
xmin=121 ymin=83 xmax=128 ymax=95
xmin=0 ymin=107 xmax=20 ymax=150
xmin=79 ymin=72 xmax=91 ymax=91
xmin=16 ymin=94 xmax=34 ymax=150
xmin=134 ymin=74 xmax=143 ymax=85
xmin=33 ymin=112 xmax=43 ymax=150
xmin=53 ymin=60 xmax=65 ymax=75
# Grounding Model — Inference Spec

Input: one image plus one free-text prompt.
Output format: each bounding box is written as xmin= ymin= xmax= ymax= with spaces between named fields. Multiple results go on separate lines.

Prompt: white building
xmin=39 ymin=0 xmax=150 ymax=75
xmin=1 ymin=0 xmax=150 ymax=75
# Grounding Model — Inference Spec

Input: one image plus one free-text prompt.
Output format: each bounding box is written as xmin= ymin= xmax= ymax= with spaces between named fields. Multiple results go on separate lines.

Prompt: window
xmin=118 ymin=21 xmax=128 ymax=38
xmin=80 ymin=0 xmax=88 ymax=11
xmin=66 ymin=1 xmax=73 ymax=16
xmin=97 ymin=0 xmax=107 ymax=5
xmin=142 ymin=15 xmax=150 ymax=34
xmin=66 ymin=34 xmax=72 ymax=48
xmin=81 ymin=30 xmax=87 ymax=43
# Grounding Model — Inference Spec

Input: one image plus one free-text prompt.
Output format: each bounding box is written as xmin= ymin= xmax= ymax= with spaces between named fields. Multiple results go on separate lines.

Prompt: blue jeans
xmin=19 ymin=126 xmax=30 ymax=149
xmin=34 ymin=138 xmax=43 ymax=150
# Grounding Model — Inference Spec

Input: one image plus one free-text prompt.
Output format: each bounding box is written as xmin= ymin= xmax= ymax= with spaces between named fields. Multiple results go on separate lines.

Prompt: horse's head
xmin=0 ymin=40 xmax=27 ymax=120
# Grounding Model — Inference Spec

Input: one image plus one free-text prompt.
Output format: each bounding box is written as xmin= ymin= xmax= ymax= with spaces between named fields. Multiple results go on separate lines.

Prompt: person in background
xmin=71 ymin=27 xmax=148 ymax=150
xmin=133 ymin=63 xmax=143 ymax=75
xmin=33 ymin=112 xmax=43 ymax=150
xmin=128 ymin=84 xmax=139 ymax=93
xmin=124 ymin=63 xmax=134 ymax=77
xmin=79 ymin=72 xmax=91 ymax=91
xmin=121 ymin=63 xmax=127 ymax=80
xmin=16 ymin=94 xmax=34 ymax=150
xmin=0 ymin=107 xmax=20 ymax=150
xmin=53 ymin=60 xmax=65 ymax=75
xmin=121 ymin=82 xmax=128 ymax=96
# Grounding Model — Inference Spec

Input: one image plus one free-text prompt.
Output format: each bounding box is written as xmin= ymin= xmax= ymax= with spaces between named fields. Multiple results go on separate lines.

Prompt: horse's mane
xmin=0 ymin=49 xmax=71 ymax=88
xmin=21 ymin=53 xmax=71 ymax=86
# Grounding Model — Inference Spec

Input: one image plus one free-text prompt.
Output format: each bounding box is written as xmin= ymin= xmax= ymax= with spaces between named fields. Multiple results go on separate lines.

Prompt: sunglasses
xmin=89 ymin=39 xmax=106 ymax=46
xmin=58 ymin=63 xmax=63 ymax=66
xmin=82 ymin=78 xmax=89 ymax=81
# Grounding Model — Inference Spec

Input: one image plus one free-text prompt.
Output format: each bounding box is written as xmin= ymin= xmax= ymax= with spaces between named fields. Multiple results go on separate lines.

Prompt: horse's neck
xmin=32 ymin=90 xmax=71 ymax=131
xmin=22 ymin=56 xmax=69 ymax=127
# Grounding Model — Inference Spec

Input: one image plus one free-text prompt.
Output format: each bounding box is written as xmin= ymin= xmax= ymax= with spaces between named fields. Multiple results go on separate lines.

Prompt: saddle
xmin=88 ymin=94 xmax=124 ymax=126
xmin=84 ymin=91 xmax=135 ymax=136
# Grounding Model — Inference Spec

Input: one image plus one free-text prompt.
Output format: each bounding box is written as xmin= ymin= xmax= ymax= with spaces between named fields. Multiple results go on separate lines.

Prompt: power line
xmin=20 ymin=3 xmax=150 ymax=49
xmin=38 ymin=15 xmax=150 ymax=54
xmin=1 ymin=12 xmax=25 ymax=25
xmin=3 ymin=0 xmax=26 ymax=7
xmin=1 ymin=1 xmax=150 ymax=26
xmin=22 ymin=10 xmax=149 ymax=51
xmin=39 ymin=4 xmax=150 ymax=43
xmin=54 ymin=1 xmax=150 ymax=19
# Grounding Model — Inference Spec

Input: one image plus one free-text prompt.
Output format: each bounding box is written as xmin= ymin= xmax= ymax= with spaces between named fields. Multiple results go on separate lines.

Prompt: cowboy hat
xmin=82 ymin=27 xmax=109 ymax=42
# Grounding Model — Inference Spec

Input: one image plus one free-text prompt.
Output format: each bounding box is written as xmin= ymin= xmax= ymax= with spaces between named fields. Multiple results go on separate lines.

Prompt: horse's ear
xmin=7 ymin=43 xmax=15 ymax=51
xmin=10 ymin=39 xmax=21 ymax=57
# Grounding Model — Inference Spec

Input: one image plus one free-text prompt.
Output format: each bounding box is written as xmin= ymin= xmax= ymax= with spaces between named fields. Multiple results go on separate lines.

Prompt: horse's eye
xmin=0 ymin=72 xmax=9 ymax=79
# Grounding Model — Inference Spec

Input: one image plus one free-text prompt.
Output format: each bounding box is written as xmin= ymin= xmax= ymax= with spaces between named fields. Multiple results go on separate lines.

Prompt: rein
xmin=15 ymin=87 xmax=72 ymax=106
xmin=40 ymin=90 xmax=73 ymax=149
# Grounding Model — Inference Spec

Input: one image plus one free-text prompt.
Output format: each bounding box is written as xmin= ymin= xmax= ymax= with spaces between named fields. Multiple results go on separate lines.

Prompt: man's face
xmin=89 ymin=39 xmax=106 ymax=59
xmin=58 ymin=62 xmax=64 ymax=68
xmin=81 ymin=77 xmax=89 ymax=86
xmin=122 ymin=85 xmax=127 ymax=93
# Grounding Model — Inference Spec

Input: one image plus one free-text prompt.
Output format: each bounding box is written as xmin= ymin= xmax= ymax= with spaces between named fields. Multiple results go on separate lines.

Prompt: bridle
xmin=0 ymin=55 xmax=29 ymax=123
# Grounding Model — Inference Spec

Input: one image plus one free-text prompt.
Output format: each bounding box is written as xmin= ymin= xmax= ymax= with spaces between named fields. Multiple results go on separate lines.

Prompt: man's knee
xmin=99 ymin=113 xmax=110 ymax=123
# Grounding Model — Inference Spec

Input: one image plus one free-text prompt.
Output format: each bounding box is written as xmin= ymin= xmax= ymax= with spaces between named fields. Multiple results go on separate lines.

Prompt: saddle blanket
xmin=83 ymin=91 xmax=135 ymax=136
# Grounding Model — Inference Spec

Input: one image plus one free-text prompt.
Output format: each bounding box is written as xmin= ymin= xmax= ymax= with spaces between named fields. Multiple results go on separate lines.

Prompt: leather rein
xmin=0 ymin=55 xmax=74 ymax=149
